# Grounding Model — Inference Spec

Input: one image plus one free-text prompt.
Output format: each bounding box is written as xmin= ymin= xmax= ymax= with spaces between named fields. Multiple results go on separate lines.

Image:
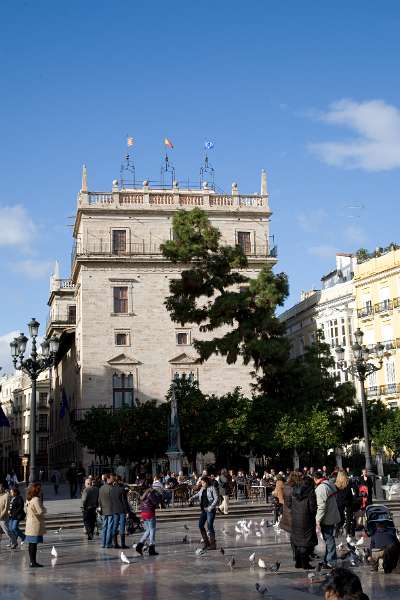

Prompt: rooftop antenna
xmin=200 ymin=141 xmax=215 ymax=190
xmin=120 ymin=136 xmax=136 ymax=189
xmin=161 ymin=138 xmax=175 ymax=187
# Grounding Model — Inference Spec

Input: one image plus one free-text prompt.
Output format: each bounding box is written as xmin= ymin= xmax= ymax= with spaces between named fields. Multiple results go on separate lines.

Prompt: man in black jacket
xmin=111 ymin=476 xmax=130 ymax=549
xmin=98 ymin=474 xmax=115 ymax=548
xmin=81 ymin=479 xmax=99 ymax=540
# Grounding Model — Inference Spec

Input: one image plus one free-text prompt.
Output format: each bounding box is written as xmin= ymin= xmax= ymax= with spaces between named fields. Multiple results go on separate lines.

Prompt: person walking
xmin=81 ymin=478 xmax=99 ymax=540
xmin=0 ymin=484 xmax=16 ymax=548
xmin=25 ymin=483 xmax=47 ymax=568
xmin=98 ymin=473 xmax=115 ymax=548
xmin=66 ymin=463 xmax=78 ymax=499
xmin=111 ymin=476 xmax=130 ymax=549
xmin=8 ymin=487 xmax=26 ymax=547
xmin=189 ymin=476 xmax=219 ymax=550
xmin=50 ymin=468 xmax=61 ymax=495
xmin=280 ymin=471 xmax=302 ymax=559
xmin=218 ymin=469 xmax=230 ymax=515
xmin=272 ymin=474 xmax=285 ymax=524
xmin=313 ymin=470 xmax=341 ymax=569
xmin=334 ymin=470 xmax=353 ymax=537
xmin=286 ymin=475 xmax=317 ymax=569
xmin=135 ymin=486 xmax=164 ymax=556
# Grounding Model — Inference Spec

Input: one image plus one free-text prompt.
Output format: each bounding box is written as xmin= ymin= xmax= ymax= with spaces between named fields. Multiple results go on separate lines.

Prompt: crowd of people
xmin=0 ymin=462 xmax=399 ymax=594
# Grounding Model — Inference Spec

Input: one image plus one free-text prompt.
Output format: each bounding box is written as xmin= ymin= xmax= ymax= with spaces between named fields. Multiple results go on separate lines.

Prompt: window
xmin=385 ymin=360 xmax=396 ymax=394
xmin=366 ymin=370 xmax=377 ymax=395
xmin=39 ymin=392 xmax=48 ymax=408
xmin=38 ymin=414 xmax=48 ymax=431
xmin=113 ymin=287 xmax=128 ymax=313
xmin=67 ymin=305 xmax=76 ymax=324
xmin=112 ymin=230 xmax=127 ymax=254
xmin=329 ymin=319 xmax=339 ymax=348
xmin=341 ymin=318 xmax=346 ymax=346
xmin=38 ymin=437 xmax=48 ymax=453
xmin=176 ymin=331 xmax=190 ymax=345
xmin=115 ymin=332 xmax=129 ymax=346
xmin=112 ymin=373 xmax=134 ymax=408
xmin=237 ymin=231 xmax=252 ymax=254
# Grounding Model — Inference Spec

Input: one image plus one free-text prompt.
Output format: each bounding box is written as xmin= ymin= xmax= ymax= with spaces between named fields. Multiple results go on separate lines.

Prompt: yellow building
xmin=354 ymin=246 xmax=400 ymax=408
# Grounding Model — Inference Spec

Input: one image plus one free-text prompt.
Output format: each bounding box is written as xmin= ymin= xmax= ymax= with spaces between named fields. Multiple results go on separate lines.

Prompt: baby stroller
xmin=126 ymin=510 xmax=143 ymax=534
xmin=365 ymin=504 xmax=395 ymax=537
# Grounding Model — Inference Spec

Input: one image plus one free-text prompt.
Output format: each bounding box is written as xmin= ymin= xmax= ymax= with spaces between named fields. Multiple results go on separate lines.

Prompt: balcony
xmin=379 ymin=383 xmax=400 ymax=396
xmin=357 ymin=305 xmax=374 ymax=318
xmin=46 ymin=306 xmax=76 ymax=331
xmin=374 ymin=299 xmax=393 ymax=314
xmin=71 ymin=239 xmax=277 ymax=263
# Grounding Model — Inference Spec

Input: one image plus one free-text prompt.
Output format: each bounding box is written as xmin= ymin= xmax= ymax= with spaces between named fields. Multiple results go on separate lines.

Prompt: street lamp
xmin=10 ymin=318 xmax=60 ymax=483
xmin=336 ymin=328 xmax=388 ymax=471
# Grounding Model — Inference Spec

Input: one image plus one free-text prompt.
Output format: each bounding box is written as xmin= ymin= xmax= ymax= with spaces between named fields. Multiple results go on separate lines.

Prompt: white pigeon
xmin=308 ymin=571 xmax=316 ymax=581
xmin=346 ymin=535 xmax=353 ymax=544
xmin=256 ymin=531 xmax=262 ymax=537
xmin=120 ymin=551 xmax=130 ymax=564
xmin=235 ymin=525 xmax=242 ymax=534
xmin=249 ymin=552 xmax=256 ymax=563
xmin=51 ymin=546 xmax=58 ymax=558
xmin=195 ymin=548 xmax=205 ymax=556
xmin=258 ymin=558 xmax=267 ymax=569
xmin=51 ymin=557 xmax=57 ymax=568
xmin=260 ymin=519 xmax=265 ymax=527
xmin=356 ymin=537 xmax=364 ymax=546
xmin=248 ymin=520 xmax=253 ymax=527
xmin=337 ymin=543 xmax=344 ymax=551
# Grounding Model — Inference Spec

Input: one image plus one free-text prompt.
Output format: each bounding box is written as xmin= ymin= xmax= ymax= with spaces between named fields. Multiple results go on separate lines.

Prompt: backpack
xmin=358 ymin=483 xmax=369 ymax=510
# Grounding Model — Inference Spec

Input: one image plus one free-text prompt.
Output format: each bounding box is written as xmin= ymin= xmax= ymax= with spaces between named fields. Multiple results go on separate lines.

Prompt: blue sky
xmin=1 ymin=1 xmax=400 ymax=371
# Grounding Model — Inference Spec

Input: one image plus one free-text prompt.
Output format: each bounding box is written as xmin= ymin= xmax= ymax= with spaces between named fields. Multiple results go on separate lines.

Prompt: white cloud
xmin=0 ymin=205 xmax=37 ymax=250
xmin=308 ymin=244 xmax=338 ymax=259
xmin=309 ymin=99 xmax=400 ymax=171
xmin=343 ymin=224 xmax=367 ymax=246
xmin=12 ymin=259 xmax=52 ymax=280
xmin=0 ymin=331 xmax=18 ymax=376
xmin=297 ymin=209 xmax=328 ymax=232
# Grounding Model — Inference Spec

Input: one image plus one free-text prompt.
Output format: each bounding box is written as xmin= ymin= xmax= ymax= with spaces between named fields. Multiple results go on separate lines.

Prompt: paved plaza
xmin=1 ymin=513 xmax=400 ymax=600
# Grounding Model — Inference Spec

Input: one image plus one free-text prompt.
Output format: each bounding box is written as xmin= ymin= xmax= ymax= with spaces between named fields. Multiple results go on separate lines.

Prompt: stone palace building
xmin=46 ymin=167 xmax=277 ymax=470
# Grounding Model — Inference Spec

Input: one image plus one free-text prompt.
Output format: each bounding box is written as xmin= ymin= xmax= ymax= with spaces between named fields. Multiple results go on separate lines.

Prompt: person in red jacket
xmin=135 ymin=487 xmax=164 ymax=556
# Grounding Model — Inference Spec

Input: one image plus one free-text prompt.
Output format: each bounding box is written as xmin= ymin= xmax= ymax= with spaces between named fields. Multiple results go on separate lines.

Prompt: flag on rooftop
xmin=127 ymin=136 xmax=134 ymax=147
xmin=164 ymin=137 xmax=174 ymax=149
xmin=204 ymin=140 xmax=214 ymax=150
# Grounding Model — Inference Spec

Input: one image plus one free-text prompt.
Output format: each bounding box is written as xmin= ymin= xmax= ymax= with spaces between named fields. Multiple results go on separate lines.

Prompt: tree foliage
xmin=161 ymin=207 xmax=290 ymax=393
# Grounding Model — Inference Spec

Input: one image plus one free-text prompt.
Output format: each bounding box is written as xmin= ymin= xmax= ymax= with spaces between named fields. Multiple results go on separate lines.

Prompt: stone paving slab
xmin=1 ymin=517 xmax=399 ymax=599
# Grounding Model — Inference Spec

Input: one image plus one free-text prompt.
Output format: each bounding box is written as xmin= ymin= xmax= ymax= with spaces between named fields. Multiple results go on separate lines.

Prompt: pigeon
xmin=255 ymin=583 xmax=269 ymax=595
xmin=235 ymin=525 xmax=242 ymax=534
xmin=356 ymin=537 xmax=364 ymax=546
xmin=270 ymin=561 xmax=280 ymax=572
xmin=249 ymin=552 xmax=256 ymax=563
xmin=248 ymin=520 xmax=253 ymax=527
xmin=256 ymin=531 xmax=262 ymax=537
xmin=260 ymin=519 xmax=265 ymax=527
xmin=336 ymin=543 xmax=344 ymax=552
xmin=308 ymin=571 xmax=316 ymax=581
xmin=54 ymin=527 xmax=63 ymax=535
xmin=220 ymin=547 xmax=225 ymax=555
xmin=227 ymin=556 xmax=235 ymax=569
xmin=346 ymin=535 xmax=353 ymax=544
xmin=51 ymin=546 xmax=58 ymax=558
xmin=184 ymin=524 xmax=190 ymax=531
xmin=120 ymin=551 xmax=130 ymax=564
xmin=182 ymin=535 xmax=188 ymax=544
xmin=51 ymin=557 xmax=57 ymax=568
xmin=195 ymin=548 xmax=206 ymax=556
xmin=258 ymin=558 xmax=267 ymax=569
xmin=265 ymin=520 xmax=272 ymax=528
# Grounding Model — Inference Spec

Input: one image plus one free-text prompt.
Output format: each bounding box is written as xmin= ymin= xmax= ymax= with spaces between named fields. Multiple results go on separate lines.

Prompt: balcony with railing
xmin=71 ymin=238 xmax=277 ymax=264
xmin=46 ymin=305 xmax=76 ymax=332
xmin=366 ymin=383 xmax=400 ymax=397
xmin=357 ymin=297 xmax=400 ymax=319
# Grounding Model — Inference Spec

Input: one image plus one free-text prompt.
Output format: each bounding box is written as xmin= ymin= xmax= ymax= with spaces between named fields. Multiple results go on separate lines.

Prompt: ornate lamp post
xmin=336 ymin=328 xmax=387 ymax=471
xmin=10 ymin=318 xmax=60 ymax=483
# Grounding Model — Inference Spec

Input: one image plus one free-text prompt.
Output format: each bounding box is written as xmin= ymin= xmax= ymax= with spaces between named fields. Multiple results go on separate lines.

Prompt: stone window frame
xmin=114 ymin=329 xmax=131 ymax=347
xmin=109 ymin=280 xmax=135 ymax=316
xmin=235 ymin=229 xmax=255 ymax=254
xmin=175 ymin=329 xmax=191 ymax=346
xmin=110 ymin=226 xmax=130 ymax=254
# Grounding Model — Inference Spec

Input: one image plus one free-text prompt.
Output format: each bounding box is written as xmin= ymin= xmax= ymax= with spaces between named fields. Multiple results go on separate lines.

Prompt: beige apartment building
xmin=46 ymin=168 xmax=277 ymax=470
xmin=354 ymin=245 xmax=400 ymax=408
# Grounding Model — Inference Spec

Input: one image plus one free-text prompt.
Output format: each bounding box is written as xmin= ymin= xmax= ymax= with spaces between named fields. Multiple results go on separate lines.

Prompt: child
xmin=370 ymin=521 xmax=400 ymax=574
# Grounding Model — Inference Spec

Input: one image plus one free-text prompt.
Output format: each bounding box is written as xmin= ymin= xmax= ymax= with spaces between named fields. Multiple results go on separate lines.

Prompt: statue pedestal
xmin=166 ymin=450 xmax=184 ymax=474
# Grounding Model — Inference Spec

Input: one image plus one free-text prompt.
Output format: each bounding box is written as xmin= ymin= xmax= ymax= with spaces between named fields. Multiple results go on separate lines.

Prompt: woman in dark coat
xmin=286 ymin=475 xmax=317 ymax=569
